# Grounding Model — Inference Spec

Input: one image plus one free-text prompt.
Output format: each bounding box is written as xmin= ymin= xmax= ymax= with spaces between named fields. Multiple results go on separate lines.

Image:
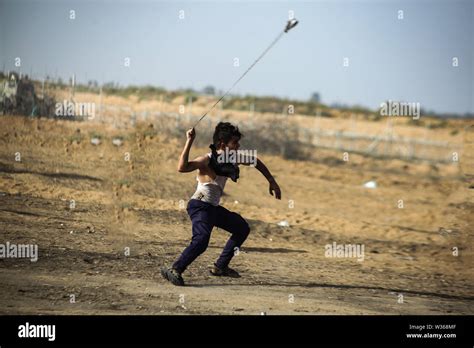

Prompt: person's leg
xmin=172 ymin=221 xmax=212 ymax=273
xmin=214 ymin=205 xmax=250 ymax=270
xmin=172 ymin=200 xmax=215 ymax=273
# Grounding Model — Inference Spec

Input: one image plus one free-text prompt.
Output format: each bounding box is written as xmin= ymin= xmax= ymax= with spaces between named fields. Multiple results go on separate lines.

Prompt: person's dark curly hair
xmin=212 ymin=122 xmax=242 ymax=147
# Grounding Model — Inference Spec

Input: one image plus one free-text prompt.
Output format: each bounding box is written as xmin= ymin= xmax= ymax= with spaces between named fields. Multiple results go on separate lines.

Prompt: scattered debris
xmin=363 ymin=180 xmax=377 ymax=189
xmin=277 ymin=220 xmax=290 ymax=227
xmin=438 ymin=227 xmax=459 ymax=236
xmin=112 ymin=138 xmax=123 ymax=147
xmin=90 ymin=137 xmax=101 ymax=146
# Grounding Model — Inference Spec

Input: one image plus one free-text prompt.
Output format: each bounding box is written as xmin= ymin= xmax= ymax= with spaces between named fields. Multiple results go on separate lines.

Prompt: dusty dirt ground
xmin=0 ymin=115 xmax=472 ymax=315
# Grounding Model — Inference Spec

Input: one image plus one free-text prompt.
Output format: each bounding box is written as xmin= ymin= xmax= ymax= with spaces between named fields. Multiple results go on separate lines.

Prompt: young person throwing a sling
xmin=161 ymin=122 xmax=281 ymax=286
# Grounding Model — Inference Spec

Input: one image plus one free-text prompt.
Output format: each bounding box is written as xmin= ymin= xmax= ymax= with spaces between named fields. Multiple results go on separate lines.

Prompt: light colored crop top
xmin=190 ymin=153 xmax=228 ymax=206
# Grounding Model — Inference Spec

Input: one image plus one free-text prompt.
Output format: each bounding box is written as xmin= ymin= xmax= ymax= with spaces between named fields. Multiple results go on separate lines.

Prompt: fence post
xmin=187 ymin=96 xmax=192 ymax=117
xmin=98 ymin=86 xmax=102 ymax=122
xmin=335 ymin=131 xmax=342 ymax=150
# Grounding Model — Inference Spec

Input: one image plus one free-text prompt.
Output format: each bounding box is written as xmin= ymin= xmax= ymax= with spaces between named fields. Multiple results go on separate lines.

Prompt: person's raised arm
xmin=177 ymin=128 xmax=207 ymax=173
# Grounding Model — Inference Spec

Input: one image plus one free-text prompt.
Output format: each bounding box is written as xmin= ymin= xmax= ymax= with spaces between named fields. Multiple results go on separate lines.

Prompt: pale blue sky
xmin=0 ymin=0 xmax=472 ymax=114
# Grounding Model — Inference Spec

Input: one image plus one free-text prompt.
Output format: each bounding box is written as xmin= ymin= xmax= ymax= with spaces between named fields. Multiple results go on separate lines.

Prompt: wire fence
xmin=91 ymin=103 xmax=461 ymax=164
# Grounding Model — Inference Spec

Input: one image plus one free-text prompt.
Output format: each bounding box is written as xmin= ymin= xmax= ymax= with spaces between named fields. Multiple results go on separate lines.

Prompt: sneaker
xmin=210 ymin=264 xmax=241 ymax=278
xmin=161 ymin=267 xmax=185 ymax=286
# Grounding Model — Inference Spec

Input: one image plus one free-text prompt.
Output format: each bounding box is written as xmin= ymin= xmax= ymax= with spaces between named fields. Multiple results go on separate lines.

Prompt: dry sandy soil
xmin=0 ymin=114 xmax=472 ymax=315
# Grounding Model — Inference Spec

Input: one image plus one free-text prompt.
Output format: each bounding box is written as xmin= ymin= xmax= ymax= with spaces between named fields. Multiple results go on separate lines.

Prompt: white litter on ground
xmin=363 ymin=180 xmax=377 ymax=189
xmin=277 ymin=220 xmax=290 ymax=227
xmin=112 ymin=138 xmax=123 ymax=147
xmin=90 ymin=137 xmax=101 ymax=146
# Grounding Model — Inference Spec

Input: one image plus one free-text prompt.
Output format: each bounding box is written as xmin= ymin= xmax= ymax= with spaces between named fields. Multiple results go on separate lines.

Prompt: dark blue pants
xmin=172 ymin=199 xmax=250 ymax=273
